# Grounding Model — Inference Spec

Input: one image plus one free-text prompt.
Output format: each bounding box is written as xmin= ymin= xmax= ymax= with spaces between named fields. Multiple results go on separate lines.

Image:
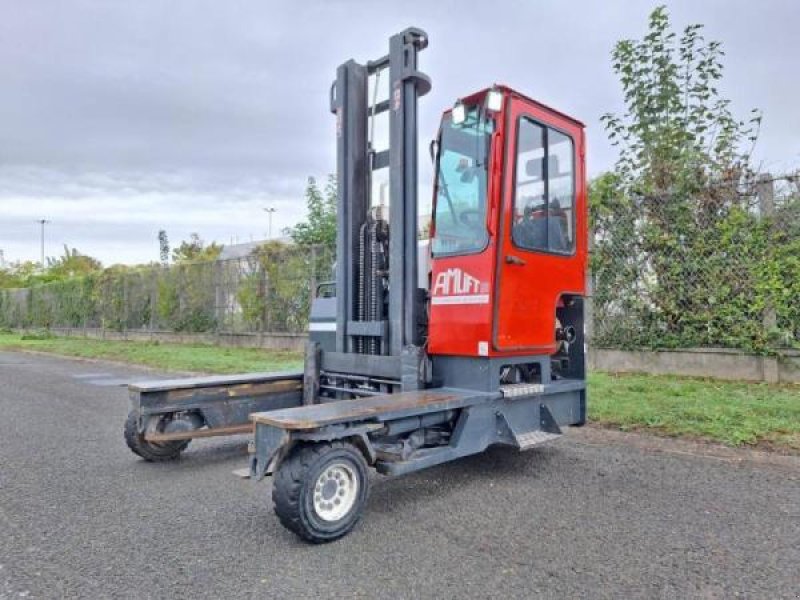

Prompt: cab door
xmin=492 ymin=96 xmax=586 ymax=353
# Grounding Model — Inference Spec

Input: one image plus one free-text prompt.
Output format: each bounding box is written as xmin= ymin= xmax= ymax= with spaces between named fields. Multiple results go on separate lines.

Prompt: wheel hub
xmin=162 ymin=413 xmax=203 ymax=434
xmin=313 ymin=462 xmax=358 ymax=522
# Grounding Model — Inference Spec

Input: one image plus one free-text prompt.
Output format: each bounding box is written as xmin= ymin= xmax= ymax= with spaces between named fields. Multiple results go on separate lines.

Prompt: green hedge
xmin=0 ymin=244 xmax=334 ymax=335
xmin=591 ymin=178 xmax=799 ymax=353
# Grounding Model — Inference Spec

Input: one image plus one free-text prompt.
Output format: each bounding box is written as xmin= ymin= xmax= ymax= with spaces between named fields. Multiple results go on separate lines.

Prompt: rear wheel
xmin=124 ymin=410 xmax=192 ymax=462
xmin=272 ymin=441 xmax=369 ymax=543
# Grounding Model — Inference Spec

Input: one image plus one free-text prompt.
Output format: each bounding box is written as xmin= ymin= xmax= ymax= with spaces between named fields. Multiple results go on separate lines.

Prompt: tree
xmin=591 ymin=6 xmax=781 ymax=351
xmin=171 ymin=233 xmax=223 ymax=263
xmin=287 ymin=176 xmax=337 ymax=248
xmin=601 ymin=5 xmax=760 ymax=199
xmin=46 ymin=245 xmax=102 ymax=279
xmin=0 ymin=261 xmax=39 ymax=289
xmin=1 ymin=250 xmax=103 ymax=289
xmin=158 ymin=230 xmax=170 ymax=265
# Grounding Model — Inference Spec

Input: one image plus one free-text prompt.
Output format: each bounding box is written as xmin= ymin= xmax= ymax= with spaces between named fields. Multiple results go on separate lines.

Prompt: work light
xmin=452 ymin=100 xmax=466 ymax=125
xmin=485 ymin=87 xmax=503 ymax=112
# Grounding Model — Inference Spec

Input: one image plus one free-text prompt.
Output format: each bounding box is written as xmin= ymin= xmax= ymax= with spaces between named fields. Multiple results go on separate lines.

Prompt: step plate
xmin=515 ymin=430 xmax=561 ymax=450
xmin=500 ymin=383 xmax=544 ymax=398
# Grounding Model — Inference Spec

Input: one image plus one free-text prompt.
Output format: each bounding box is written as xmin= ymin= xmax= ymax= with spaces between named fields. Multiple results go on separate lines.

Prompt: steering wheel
xmin=458 ymin=209 xmax=483 ymax=228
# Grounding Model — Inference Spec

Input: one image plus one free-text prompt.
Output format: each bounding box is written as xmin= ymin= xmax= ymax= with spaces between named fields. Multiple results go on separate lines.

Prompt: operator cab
xmin=428 ymin=86 xmax=587 ymax=389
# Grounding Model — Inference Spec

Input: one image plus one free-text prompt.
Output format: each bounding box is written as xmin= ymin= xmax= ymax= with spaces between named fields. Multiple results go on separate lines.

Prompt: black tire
xmin=272 ymin=441 xmax=369 ymax=543
xmin=124 ymin=410 xmax=190 ymax=462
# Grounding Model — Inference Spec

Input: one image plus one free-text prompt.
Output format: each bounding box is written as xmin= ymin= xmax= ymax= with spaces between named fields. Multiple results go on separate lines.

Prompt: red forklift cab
xmin=428 ymin=86 xmax=587 ymax=358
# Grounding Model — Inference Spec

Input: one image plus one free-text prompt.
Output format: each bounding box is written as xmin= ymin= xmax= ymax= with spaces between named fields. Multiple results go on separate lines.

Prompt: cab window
xmin=431 ymin=109 xmax=493 ymax=256
xmin=512 ymin=117 xmax=575 ymax=254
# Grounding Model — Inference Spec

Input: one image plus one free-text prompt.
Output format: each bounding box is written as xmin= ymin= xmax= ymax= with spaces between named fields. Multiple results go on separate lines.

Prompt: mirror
xmin=429 ymin=139 xmax=438 ymax=164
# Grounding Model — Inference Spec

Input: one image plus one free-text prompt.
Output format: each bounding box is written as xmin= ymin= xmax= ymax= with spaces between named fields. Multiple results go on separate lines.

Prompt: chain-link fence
xmin=0 ymin=244 xmax=334 ymax=336
xmin=2 ymin=174 xmax=798 ymax=353
xmin=590 ymin=173 xmax=800 ymax=353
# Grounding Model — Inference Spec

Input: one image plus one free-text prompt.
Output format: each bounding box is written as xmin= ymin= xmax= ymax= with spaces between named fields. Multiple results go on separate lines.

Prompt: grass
xmin=0 ymin=332 xmax=303 ymax=374
xmin=0 ymin=332 xmax=797 ymax=451
xmin=589 ymin=372 xmax=800 ymax=451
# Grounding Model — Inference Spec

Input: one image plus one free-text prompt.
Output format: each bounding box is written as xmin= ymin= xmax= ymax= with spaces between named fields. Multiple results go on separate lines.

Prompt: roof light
xmin=452 ymin=100 xmax=466 ymax=125
xmin=485 ymin=87 xmax=503 ymax=112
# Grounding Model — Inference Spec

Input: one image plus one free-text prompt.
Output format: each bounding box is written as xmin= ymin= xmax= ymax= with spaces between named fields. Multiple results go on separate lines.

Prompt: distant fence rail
xmin=0 ymin=244 xmax=334 ymax=337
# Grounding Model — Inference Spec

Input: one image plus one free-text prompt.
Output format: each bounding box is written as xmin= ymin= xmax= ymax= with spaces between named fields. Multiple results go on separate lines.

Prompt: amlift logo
xmin=431 ymin=268 xmax=489 ymax=305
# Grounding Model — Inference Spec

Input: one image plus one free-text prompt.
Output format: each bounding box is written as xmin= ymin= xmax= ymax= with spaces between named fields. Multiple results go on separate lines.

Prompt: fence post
xmin=757 ymin=173 xmax=779 ymax=383
xmin=149 ymin=267 xmax=157 ymax=340
xmin=177 ymin=266 xmax=184 ymax=342
xmin=122 ymin=273 xmax=129 ymax=340
xmin=25 ymin=288 xmax=31 ymax=331
xmin=213 ymin=260 xmax=222 ymax=343
xmin=258 ymin=263 xmax=266 ymax=347
xmin=100 ymin=279 xmax=105 ymax=340
xmin=310 ymin=245 xmax=318 ymax=302
xmin=757 ymin=173 xmax=775 ymax=220
xmin=82 ymin=280 xmax=89 ymax=338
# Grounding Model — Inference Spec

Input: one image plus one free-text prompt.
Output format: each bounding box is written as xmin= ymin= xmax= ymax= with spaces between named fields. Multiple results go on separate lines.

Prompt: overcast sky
xmin=1 ymin=0 xmax=798 ymax=266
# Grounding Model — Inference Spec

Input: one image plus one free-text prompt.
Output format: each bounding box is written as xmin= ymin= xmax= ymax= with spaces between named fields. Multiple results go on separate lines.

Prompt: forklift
xmin=124 ymin=27 xmax=587 ymax=542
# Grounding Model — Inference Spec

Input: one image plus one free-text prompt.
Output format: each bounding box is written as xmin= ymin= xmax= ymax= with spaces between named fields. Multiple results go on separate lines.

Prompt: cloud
xmin=0 ymin=0 xmax=797 ymax=265
xmin=0 ymin=166 xmax=307 ymax=265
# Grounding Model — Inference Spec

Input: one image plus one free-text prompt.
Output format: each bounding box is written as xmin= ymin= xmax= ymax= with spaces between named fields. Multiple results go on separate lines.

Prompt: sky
xmin=1 ymin=0 xmax=798 ymax=266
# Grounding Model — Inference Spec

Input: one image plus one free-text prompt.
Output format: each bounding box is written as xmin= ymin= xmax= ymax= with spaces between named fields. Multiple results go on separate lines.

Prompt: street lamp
xmin=263 ymin=207 xmax=277 ymax=239
xmin=36 ymin=219 xmax=50 ymax=269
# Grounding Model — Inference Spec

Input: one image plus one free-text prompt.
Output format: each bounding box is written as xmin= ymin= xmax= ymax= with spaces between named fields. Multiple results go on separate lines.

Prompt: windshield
xmin=431 ymin=108 xmax=494 ymax=256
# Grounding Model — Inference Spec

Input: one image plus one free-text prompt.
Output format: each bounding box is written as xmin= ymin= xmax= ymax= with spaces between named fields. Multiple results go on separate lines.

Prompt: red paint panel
xmin=493 ymin=94 xmax=587 ymax=353
xmin=428 ymin=251 xmax=496 ymax=356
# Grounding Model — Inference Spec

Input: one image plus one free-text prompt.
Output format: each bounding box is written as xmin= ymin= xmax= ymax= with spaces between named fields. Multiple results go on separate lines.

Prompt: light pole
xmin=37 ymin=219 xmax=50 ymax=269
xmin=263 ymin=207 xmax=277 ymax=239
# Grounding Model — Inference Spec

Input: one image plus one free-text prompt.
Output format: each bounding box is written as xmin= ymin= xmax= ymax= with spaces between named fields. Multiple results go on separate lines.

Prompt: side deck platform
xmin=251 ymin=388 xmax=496 ymax=430
xmin=129 ymin=371 xmax=303 ymax=394
xmin=128 ymin=371 xmax=305 ymax=437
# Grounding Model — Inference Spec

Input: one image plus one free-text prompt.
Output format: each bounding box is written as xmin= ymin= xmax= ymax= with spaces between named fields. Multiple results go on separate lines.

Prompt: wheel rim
xmin=144 ymin=415 xmax=183 ymax=450
xmin=312 ymin=461 xmax=359 ymax=522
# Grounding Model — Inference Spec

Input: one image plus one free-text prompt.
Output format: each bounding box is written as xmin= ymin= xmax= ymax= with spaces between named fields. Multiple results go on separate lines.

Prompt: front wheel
xmin=272 ymin=441 xmax=369 ymax=543
xmin=124 ymin=410 xmax=191 ymax=462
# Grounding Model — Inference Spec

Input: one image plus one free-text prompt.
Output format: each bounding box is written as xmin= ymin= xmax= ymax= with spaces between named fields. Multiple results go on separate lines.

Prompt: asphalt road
xmin=1 ymin=351 xmax=798 ymax=599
